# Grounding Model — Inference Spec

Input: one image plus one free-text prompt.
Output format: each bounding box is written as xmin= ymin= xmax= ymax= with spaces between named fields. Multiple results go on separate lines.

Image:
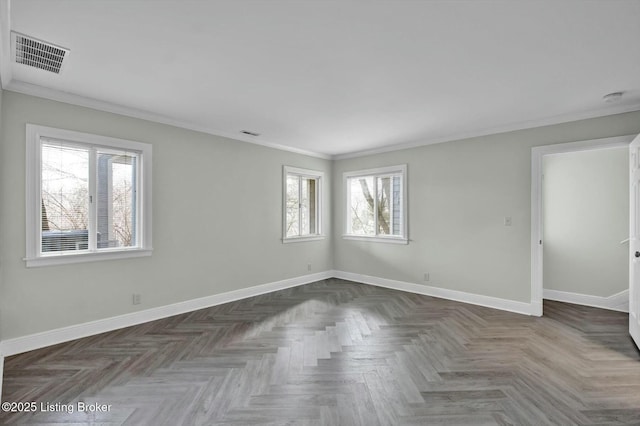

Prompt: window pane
xmin=349 ymin=176 xmax=375 ymax=235
xmin=97 ymin=150 xmax=137 ymax=249
xmin=301 ymin=177 xmax=317 ymax=235
xmin=392 ymin=175 xmax=402 ymax=236
xmin=377 ymin=176 xmax=391 ymax=235
xmin=286 ymin=175 xmax=300 ymax=237
xmin=41 ymin=143 xmax=89 ymax=253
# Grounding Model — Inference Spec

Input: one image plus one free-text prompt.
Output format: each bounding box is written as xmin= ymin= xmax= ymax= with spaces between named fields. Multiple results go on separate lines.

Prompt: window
xmin=344 ymin=165 xmax=407 ymax=243
xmin=26 ymin=124 xmax=152 ymax=266
xmin=283 ymin=166 xmax=324 ymax=242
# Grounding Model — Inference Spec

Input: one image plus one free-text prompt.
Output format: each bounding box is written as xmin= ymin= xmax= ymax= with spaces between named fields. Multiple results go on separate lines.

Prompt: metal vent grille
xmin=13 ymin=32 xmax=68 ymax=74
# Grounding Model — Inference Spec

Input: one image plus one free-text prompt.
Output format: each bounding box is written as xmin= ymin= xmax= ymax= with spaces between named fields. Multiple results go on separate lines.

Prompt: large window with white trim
xmin=26 ymin=124 xmax=152 ymax=266
xmin=283 ymin=166 xmax=324 ymax=242
xmin=344 ymin=165 xmax=407 ymax=243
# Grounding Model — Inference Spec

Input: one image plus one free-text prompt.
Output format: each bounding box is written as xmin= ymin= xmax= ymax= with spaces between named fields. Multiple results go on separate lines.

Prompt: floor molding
xmin=0 ymin=270 xmax=334 ymax=358
xmin=631 ymin=312 xmax=639 ymax=346
xmin=3 ymin=271 xmax=613 ymax=402
xmin=0 ymin=271 xmax=567 ymax=364
xmin=543 ymin=288 xmax=629 ymax=312
xmin=334 ymin=270 xmax=536 ymax=316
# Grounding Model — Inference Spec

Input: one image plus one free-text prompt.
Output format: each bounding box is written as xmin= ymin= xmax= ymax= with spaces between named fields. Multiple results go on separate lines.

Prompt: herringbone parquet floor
xmin=1 ymin=279 xmax=639 ymax=425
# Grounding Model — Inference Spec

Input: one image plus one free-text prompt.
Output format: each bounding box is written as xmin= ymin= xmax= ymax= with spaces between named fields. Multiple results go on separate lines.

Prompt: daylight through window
xmin=344 ymin=165 xmax=407 ymax=243
xmin=283 ymin=166 xmax=324 ymax=242
xmin=26 ymin=125 xmax=152 ymax=266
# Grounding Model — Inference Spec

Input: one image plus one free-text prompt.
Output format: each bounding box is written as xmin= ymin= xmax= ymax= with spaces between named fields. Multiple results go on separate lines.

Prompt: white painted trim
xmin=341 ymin=235 xmax=408 ymax=244
xmin=342 ymin=164 xmax=407 ymax=179
xmin=0 ymin=270 xmax=334 ymax=357
xmin=334 ymin=270 xmax=536 ymax=316
xmin=25 ymin=249 xmax=153 ymax=267
xmin=4 ymin=69 xmax=640 ymax=162
xmin=543 ymin=289 xmax=629 ymax=313
xmin=25 ymin=124 xmax=153 ymax=267
xmin=282 ymin=166 xmax=324 ymax=242
xmin=0 ymin=269 xmax=542 ymax=385
xmin=631 ymin=313 xmax=639 ymax=349
xmin=343 ymin=164 xmax=408 ymax=241
xmin=282 ymin=236 xmax=326 ymax=244
xmin=530 ymin=135 xmax=635 ymax=317
xmin=0 ymin=269 xmax=536 ymax=358
xmin=334 ymin=104 xmax=640 ymax=160
xmin=0 ymin=0 xmax=11 ymax=89
xmin=4 ymin=80 xmax=332 ymax=160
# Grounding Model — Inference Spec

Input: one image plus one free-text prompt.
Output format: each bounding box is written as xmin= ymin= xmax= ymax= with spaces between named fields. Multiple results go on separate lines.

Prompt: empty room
xmin=1 ymin=1 xmax=640 ymax=425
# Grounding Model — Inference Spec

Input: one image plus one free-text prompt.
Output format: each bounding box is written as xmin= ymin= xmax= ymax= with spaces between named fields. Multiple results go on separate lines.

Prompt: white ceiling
xmin=2 ymin=0 xmax=640 ymax=158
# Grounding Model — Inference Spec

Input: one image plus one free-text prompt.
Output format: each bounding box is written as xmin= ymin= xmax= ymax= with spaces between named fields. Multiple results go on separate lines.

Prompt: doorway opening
xmin=530 ymin=135 xmax=634 ymax=316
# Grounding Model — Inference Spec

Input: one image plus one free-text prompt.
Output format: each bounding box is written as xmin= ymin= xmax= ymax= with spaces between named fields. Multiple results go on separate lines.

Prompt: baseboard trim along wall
xmin=0 ymin=271 xmax=552 ymax=361
xmin=334 ymin=270 xmax=537 ymax=316
xmin=543 ymin=288 xmax=629 ymax=312
xmin=0 ymin=271 xmax=334 ymax=358
xmin=0 ymin=270 xmax=584 ymax=400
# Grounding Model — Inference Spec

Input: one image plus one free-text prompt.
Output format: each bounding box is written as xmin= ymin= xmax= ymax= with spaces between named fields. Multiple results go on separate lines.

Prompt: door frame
xmin=530 ymin=135 xmax=635 ymax=316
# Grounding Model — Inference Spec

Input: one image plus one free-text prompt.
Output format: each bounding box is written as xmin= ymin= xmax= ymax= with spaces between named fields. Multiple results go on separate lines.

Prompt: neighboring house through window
xmin=283 ymin=166 xmax=324 ymax=242
xmin=344 ymin=164 xmax=407 ymax=243
xmin=26 ymin=124 xmax=152 ymax=266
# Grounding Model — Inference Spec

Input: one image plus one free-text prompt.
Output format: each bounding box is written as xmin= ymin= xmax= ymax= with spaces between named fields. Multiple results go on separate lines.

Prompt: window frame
xmin=25 ymin=124 xmax=153 ymax=267
xmin=282 ymin=166 xmax=325 ymax=243
xmin=343 ymin=164 xmax=408 ymax=244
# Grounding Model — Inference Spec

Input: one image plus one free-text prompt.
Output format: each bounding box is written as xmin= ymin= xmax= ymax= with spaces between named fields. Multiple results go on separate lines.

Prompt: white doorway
xmin=530 ymin=135 xmax=634 ymax=316
xmin=628 ymin=133 xmax=640 ymax=348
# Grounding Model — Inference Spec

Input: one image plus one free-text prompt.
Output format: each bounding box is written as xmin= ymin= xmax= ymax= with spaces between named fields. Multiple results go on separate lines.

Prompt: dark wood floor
xmin=1 ymin=279 xmax=639 ymax=425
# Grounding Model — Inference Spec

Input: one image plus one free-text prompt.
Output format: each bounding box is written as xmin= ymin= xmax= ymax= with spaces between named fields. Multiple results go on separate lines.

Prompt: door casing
xmin=530 ymin=135 xmax=635 ymax=316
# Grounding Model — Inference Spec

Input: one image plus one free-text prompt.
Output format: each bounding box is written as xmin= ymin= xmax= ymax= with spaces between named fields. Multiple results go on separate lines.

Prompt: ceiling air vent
xmin=12 ymin=32 xmax=69 ymax=74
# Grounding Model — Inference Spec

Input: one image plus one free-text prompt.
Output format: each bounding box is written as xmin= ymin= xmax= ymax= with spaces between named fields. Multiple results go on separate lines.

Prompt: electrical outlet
xmin=504 ymin=216 xmax=512 ymax=226
xmin=132 ymin=293 xmax=141 ymax=305
xmin=307 ymin=263 xmax=312 ymax=272
xmin=424 ymin=273 xmax=430 ymax=281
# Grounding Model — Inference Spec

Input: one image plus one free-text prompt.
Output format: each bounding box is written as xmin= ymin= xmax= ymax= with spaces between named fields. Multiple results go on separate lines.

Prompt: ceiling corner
xmin=0 ymin=0 xmax=11 ymax=89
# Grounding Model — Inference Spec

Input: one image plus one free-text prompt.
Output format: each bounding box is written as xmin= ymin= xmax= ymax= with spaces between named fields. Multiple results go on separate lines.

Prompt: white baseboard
xmin=0 ymin=269 xmax=541 ymax=394
xmin=334 ymin=270 xmax=536 ymax=316
xmin=0 ymin=269 xmax=540 ymax=401
xmin=0 ymin=270 xmax=334 ymax=358
xmin=543 ymin=288 xmax=629 ymax=312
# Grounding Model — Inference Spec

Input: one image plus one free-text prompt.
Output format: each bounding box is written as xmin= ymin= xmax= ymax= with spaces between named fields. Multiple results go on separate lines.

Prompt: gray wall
xmin=332 ymin=111 xmax=640 ymax=303
xmin=543 ymin=147 xmax=628 ymax=297
xmin=2 ymin=89 xmax=640 ymax=342
xmin=0 ymin=91 xmax=333 ymax=340
xmin=0 ymin=87 xmax=3 ymax=344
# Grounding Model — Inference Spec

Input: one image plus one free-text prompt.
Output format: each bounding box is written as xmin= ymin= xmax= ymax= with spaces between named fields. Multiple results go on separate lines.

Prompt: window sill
xmin=282 ymin=235 xmax=326 ymax=244
xmin=25 ymin=248 xmax=153 ymax=267
xmin=342 ymin=235 xmax=408 ymax=245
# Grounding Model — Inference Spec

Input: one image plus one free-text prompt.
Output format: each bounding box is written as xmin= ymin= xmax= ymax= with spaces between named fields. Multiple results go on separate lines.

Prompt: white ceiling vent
xmin=12 ymin=32 xmax=69 ymax=74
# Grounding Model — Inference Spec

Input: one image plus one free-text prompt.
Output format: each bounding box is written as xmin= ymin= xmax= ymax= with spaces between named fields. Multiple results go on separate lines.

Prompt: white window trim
xmin=25 ymin=124 xmax=153 ymax=267
xmin=282 ymin=166 xmax=325 ymax=243
xmin=343 ymin=164 xmax=408 ymax=244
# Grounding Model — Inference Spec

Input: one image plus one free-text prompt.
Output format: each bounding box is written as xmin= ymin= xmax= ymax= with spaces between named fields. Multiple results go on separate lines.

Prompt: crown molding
xmin=3 ymin=79 xmax=332 ymax=160
xmin=334 ymin=103 xmax=640 ymax=160
xmin=0 ymin=0 xmax=11 ymax=88
xmin=5 ymin=77 xmax=640 ymax=162
xmin=2 ymin=0 xmax=639 ymax=162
